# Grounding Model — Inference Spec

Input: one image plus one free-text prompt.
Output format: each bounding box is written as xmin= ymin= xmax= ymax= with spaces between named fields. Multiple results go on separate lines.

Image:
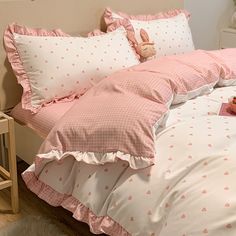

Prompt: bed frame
xmin=0 ymin=0 xmax=183 ymax=165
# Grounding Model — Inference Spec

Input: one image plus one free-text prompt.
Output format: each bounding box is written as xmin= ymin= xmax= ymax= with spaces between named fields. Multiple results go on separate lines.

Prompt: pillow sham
xmin=4 ymin=24 xmax=139 ymax=113
xmin=104 ymin=8 xmax=195 ymax=59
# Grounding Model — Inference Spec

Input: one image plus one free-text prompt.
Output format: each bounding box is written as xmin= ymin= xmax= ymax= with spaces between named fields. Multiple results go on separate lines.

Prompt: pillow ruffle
xmin=105 ymin=20 xmax=140 ymax=59
xmin=104 ymin=7 xmax=191 ymax=27
xmin=87 ymin=29 xmax=106 ymax=37
xmin=106 ymin=18 xmax=134 ymax=33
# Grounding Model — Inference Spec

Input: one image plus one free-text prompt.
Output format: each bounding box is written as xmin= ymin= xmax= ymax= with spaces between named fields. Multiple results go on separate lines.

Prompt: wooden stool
xmin=0 ymin=112 xmax=19 ymax=213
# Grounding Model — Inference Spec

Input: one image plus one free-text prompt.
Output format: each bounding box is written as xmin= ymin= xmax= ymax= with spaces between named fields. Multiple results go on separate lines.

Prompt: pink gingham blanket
xmin=35 ymin=49 xmax=236 ymax=170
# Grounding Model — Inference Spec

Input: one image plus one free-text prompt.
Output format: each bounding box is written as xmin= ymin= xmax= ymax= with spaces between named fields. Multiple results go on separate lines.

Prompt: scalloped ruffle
xmin=87 ymin=29 xmax=106 ymax=37
xmin=35 ymin=149 xmax=155 ymax=172
xmin=3 ymin=23 xmax=70 ymax=113
xmin=106 ymin=18 xmax=134 ymax=33
xmin=22 ymin=171 xmax=130 ymax=236
xmin=103 ymin=7 xmax=191 ymax=27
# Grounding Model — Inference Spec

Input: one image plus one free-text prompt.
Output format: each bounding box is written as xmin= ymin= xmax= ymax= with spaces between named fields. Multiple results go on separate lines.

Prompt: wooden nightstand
xmin=220 ymin=28 xmax=236 ymax=49
xmin=0 ymin=112 xmax=19 ymax=213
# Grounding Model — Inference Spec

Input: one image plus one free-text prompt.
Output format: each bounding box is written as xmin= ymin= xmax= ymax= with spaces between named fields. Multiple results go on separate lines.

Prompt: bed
xmin=1 ymin=1 xmax=236 ymax=236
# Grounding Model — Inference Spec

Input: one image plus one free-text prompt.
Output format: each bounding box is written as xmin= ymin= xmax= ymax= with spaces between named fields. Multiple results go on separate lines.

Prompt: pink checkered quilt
xmin=32 ymin=49 xmax=236 ymax=170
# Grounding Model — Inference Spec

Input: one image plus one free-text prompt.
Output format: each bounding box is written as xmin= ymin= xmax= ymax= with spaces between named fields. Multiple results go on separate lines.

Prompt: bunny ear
xmin=127 ymin=31 xmax=138 ymax=46
xmin=140 ymin=28 xmax=149 ymax=42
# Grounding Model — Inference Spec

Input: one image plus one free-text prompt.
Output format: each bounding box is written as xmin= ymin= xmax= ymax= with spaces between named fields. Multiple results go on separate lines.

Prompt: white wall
xmin=184 ymin=0 xmax=234 ymax=50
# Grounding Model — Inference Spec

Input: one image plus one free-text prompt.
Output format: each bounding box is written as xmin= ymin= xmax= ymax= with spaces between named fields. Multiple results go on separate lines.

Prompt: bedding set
xmin=4 ymin=8 xmax=236 ymax=236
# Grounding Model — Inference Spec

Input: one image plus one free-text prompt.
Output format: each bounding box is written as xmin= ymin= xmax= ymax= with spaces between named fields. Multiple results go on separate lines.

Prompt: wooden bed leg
xmin=7 ymin=118 xmax=19 ymax=214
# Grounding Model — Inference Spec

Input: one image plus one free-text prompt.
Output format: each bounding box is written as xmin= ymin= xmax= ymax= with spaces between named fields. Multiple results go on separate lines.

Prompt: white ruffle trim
xmin=36 ymin=150 xmax=155 ymax=171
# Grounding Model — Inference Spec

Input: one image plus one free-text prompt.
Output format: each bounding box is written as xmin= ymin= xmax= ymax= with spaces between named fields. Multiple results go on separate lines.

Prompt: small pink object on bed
xmin=228 ymin=96 xmax=236 ymax=114
xmin=219 ymin=103 xmax=236 ymax=116
xmin=230 ymin=102 xmax=236 ymax=113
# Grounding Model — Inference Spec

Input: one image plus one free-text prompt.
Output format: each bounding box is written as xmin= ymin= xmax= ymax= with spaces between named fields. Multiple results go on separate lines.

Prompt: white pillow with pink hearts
xmin=4 ymin=24 xmax=139 ymax=113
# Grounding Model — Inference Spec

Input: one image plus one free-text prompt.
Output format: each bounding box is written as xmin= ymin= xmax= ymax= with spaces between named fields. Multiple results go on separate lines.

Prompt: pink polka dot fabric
xmin=104 ymin=7 xmax=195 ymax=59
xmin=4 ymin=24 xmax=139 ymax=113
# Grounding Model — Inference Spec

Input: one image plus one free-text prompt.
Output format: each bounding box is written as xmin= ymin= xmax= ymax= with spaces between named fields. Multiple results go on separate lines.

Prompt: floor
xmin=0 ymin=161 xmax=105 ymax=236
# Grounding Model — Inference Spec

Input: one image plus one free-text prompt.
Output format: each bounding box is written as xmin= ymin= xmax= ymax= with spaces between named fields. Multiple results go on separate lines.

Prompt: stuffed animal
xmin=127 ymin=29 xmax=156 ymax=62
xmin=229 ymin=96 xmax=236 ymax=114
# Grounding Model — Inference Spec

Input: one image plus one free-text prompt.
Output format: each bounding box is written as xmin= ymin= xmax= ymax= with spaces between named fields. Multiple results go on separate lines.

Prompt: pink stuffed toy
xmin=228 ymin=96 xmax=236 ymax=114
xmin=127 ymin=29 xmax=156 ymax=61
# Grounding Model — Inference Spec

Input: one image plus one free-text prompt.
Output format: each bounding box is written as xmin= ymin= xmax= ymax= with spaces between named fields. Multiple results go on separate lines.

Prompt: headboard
xmin=0 ymin=0 xmax=183 ymax=112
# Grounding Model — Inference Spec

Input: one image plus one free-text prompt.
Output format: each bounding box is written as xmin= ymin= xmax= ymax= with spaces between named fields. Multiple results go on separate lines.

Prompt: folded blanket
xmin=34 ymin=49 xmax=236 ymax=170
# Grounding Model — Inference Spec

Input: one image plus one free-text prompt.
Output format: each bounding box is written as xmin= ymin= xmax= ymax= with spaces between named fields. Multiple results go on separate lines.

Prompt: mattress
xmin=11 ymin=100 xmax=77 ymax=138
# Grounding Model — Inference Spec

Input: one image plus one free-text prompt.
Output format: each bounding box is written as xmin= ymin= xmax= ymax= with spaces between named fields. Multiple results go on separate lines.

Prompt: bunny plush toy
xmin=127 ymin=29 xmax=156 ymax=62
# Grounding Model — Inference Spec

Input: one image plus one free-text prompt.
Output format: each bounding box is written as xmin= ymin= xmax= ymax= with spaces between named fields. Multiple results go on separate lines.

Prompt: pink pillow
xmin=4 ymin=24 xmax=139 ymax=113
xmin=103 ymin=8 xmax=194 ymax=59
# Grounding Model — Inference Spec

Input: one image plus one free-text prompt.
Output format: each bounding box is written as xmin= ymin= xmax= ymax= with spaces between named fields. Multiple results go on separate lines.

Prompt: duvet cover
xmin=22 ymin=49 xmax=236 ymax=236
